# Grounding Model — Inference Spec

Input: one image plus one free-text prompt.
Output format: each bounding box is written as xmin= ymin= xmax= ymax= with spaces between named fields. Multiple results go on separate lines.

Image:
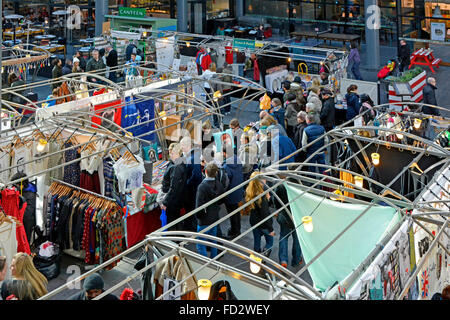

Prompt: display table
xmin=291 ymin=31 xmax=361 ymax=46
xmin=34 ymin=44 xmax=65 ymax=54
xmin=126 ymin=207 xmax=161 ymax=248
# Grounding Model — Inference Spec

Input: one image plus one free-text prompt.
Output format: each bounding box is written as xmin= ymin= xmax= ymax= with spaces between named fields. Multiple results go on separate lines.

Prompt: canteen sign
xmin=119 ymin=7 xmax=147 ymax=18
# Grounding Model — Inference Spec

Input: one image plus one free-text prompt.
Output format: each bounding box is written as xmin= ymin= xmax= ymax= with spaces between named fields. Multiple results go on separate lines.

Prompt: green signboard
xmin=233 ymin=38 xmax=255 ymax=49
xmin=119 ymin=7 xmax=147 ymax=18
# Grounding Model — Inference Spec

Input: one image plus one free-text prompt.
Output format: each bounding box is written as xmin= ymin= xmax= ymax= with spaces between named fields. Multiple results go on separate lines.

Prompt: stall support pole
xmin=364 ymin=0 xmax=380 ymax=70
xmin=95 ymin=0 xmax=108 ymax=37
xmin=177 ymin=0 xmax=188 ymax=32
xmin=235 ymin=0 xmax=244 ymax=20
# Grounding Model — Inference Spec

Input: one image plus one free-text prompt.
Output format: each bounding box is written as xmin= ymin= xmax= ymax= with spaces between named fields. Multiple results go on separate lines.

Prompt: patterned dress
xmin=63 ymin=142 xmax=81 ymax=186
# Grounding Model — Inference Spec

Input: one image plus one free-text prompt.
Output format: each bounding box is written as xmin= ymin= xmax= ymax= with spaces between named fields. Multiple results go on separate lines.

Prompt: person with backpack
xmin=195 ymin=162 xmax=226 ymax=258
xmin=284 ymin=92 xmax=302 ymax=140
xmin=221 ymin=145 xmax=244 ymax=240
xmin=359 ymin=93 xmax=376 ymax=125
xmin=125 ymin=40 xmax=138 ymax=62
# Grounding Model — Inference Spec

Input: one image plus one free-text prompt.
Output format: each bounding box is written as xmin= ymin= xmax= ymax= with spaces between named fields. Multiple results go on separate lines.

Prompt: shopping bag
xmin=160 ymin=209 xmax=167 ymax=227
xmin=259 ymin=93 xmax=271 ymax=110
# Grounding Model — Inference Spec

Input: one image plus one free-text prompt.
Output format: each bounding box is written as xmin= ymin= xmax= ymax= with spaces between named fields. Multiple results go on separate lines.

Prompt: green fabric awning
xmin=284 ymin=182 xmax=402 ymax=291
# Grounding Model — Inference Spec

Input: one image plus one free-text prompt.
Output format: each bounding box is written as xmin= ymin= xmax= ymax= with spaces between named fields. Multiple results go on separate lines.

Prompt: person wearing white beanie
xmin=72 ymin=57 xmax=81 ymax=73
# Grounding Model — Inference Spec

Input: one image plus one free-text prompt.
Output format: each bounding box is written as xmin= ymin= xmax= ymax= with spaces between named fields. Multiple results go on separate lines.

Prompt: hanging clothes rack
xmin=50 ymin=178 xmax=116 ymax=203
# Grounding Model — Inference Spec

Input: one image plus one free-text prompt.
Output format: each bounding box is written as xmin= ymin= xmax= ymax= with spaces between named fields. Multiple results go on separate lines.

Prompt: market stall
xmin=33 ymin=95 xmax=449 ymax=300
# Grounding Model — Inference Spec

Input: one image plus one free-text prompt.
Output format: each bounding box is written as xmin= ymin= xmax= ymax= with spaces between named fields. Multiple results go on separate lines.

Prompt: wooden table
xmin=409 ymin=48 xmax=441 ymax=73
xmin=291 ymin=31 xmax=361 ymax=46
xmin=34 ymin=44 xmax=65 ymax=55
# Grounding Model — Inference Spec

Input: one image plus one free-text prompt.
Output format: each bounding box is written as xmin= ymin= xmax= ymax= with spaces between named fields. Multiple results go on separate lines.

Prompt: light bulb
xmin=396 ymin=132 xmax=404 ymax=140
xmin=36 ymin=139 xmax=47 ymax=152
xmin=302 ymin=216 xmax=313 ymax=232
xmin=234 ymin=48 xmax=238 ymax=52
xmin=249 ymin=254 xmax=262 ymax=274
xmin=413 ymin=118 xmax=422 ymax=129
xmin=143 ymin=31 xmax=147 ymax=37
xmin=288 ymin=57 xmax=292 ymax=62
xmin=354 ymin=176 xmax=364 ymax=188
xmin=186 ymin=42 xmax=190 ymax=47
xmin=371 ymin=153 xmax=380 ymax=166
xmin=197 ymin=279 xmax=212 ymax=300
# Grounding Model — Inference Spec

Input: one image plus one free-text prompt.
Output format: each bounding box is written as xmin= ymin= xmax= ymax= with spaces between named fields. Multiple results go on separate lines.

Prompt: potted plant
xmin=388 ymin=67 xmax=426 ymax=105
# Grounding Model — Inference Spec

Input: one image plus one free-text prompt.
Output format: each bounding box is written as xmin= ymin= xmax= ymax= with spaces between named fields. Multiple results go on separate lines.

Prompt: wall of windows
xmin=243 ymin=0 xmax=398 ymax=44
xmin=128 ymin=0 xmax=175 ymax=18
xmin=398 ymin=0 xmax=450 ymax=41
xmin=206 ymin=0 xmax=230 ymax=19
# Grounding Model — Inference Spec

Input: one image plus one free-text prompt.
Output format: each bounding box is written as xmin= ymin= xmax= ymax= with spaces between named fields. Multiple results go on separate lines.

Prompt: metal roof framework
xmin=36 ymin=98 xmax=450 ymax=300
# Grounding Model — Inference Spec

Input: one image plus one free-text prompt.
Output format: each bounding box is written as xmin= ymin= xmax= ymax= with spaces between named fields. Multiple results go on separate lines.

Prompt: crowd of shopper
xmin=152 ymin=75 xmax=385 ymax=271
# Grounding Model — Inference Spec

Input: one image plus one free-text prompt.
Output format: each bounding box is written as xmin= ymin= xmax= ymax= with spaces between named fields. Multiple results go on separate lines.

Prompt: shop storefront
xmin=243 ymin=0 xmax=397 ymax=45
xmin=126 ymin=0 xmax=176 ymax=18
xmin=398 ymin=0 xmax=450 ymax=41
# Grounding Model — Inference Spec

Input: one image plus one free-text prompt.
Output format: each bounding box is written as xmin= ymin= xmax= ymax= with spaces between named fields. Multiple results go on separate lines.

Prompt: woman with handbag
xmin=244 ymin=172 xmax=275 ymax=257
xmin=1 ymin=253 xmax=48 ymax=300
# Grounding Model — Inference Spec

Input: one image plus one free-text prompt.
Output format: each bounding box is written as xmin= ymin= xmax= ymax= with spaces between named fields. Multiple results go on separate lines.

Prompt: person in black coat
xmin=68 ymin=273 xmax=118 ymax=300
xmin=105 ymin=45 xmax=118 ymax=83
xmin=195 ymin=162 xmax=225 ymax=258
xmin=398 ymin=40 xmax=410 ymax=72
xmin=62 ymin=58 xmax=72 ymax=76
xmin=180 ymin=137 xmax=203 ymax=232
xmin=345 ymin=84 xmax=360 ymax=125
xmin=293 ymin=111 xmax=307 ymax=162
xmin=319 ymin=88 xmax=335 ymax=132
xmin=271 ymin=182 xmax=302 ymax=267
xmin=160 ymin=143 xmax=187 ymax=230
xmin=422 ymin=77 xmax=439 ymax=116
xmin=256 ymin=25 xmax=264 ymax=40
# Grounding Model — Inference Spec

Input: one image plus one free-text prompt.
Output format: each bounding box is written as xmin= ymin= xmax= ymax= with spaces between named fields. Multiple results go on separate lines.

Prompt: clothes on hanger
xmin=0 ymin=150 xmax=11 ymax=184
xmin=113 ymin=155 xmax=146 ymax=194
xmin=10 ymin=145 xmax=34 ymax=178
xmin=92 ymin=99 xmax=123 ymax=130
xmin=44 ymin=141 xmax=64 ymax=186
xmin=339 ymin=171 xmax=355 ymax=198
xmin=63 ymin=141 xmax=81 ymax=187
xmin=1 ymin=188 xmax=30 ymax=254
xmin=103 ymin=158 xmax=118 ymax=199
xmin=0 ymin=220 xmax=17 ymax=280
xmin=44 ymin=183 xmax=126 ymax=268
xmin=225 ymin=46 xmax=233 ymax=65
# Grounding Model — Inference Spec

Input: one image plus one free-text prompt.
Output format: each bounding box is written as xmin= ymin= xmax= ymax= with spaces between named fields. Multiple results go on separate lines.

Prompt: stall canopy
xmin=285 ymin=182 xmax=402 ymax=291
